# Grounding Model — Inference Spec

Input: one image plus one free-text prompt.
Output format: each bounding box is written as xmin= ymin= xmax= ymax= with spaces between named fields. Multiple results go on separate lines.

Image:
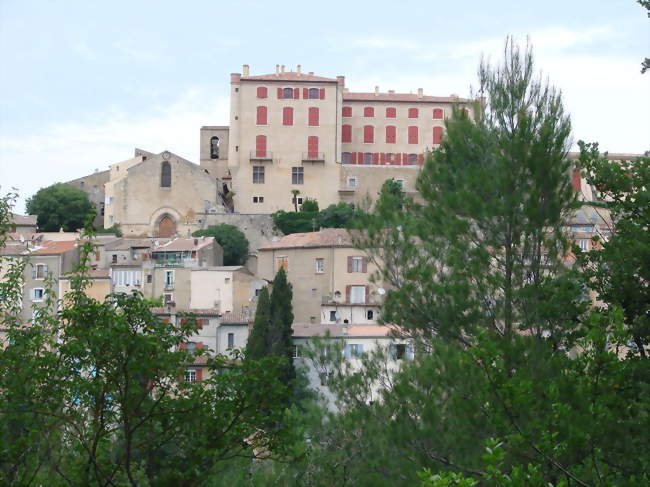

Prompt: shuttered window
xmin=363 ymin=125 xmax=374 ymax=143
xmin=408 ymin=108 xmax=419 ymax=118
xmin=386 ymin=125 xmax=396 ymax=143
xmin=432 ymin=126 xmax=443 ymax=145
xmin=283 ymin=107 xmax=294 ymax=126
xmin=308 ymin=107 xmax=319 ymax=126
xmin=342 ymin=124 xmax=352 ymax=143
xmin=408 ymin=126 xmax=418 ymax=144
xmin=432 ymin=108 xmax=443 ymax=119
xmin=282 ymin=87 xmax=294 ymax=99
xmin=342 ymin=106 xmax=352 ymax=117
xmin=256 ymin=86 xmax=268 ymax=98
xmin=256 ymin=106 xmax=267 ymax=125
xmin=363 ymin=107 xmax=374 ymax=117
xmin=308 ymin=87 xmax=320 ymax=99
xmin=342 ymin=152 xmax=352 ymax=164
xmin=307 ymin=136 xmax=319 ymax=158
xmin=386 ymin=107 xmax=397 ymax=118
xmin=255 ymin=135 xmax=267 ymax=157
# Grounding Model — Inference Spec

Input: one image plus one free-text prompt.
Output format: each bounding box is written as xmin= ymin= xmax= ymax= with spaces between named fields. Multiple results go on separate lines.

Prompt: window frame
xmin=315 ymin=258 xmax=325 ymax=274
xmin=31 ymin=288 xmax=45 ymax=302
xmin=363 ymin=106 xmax=374 ymax=118
xmin=291 ymin=166 xmax=304 ymax=185
xmin=252 ymin=165 xmax=265 ymax=184
xmin=282 ymin=87 xmax=294 ymax=99
xmin=308 ymin=87 xmax=320 ymax=99
xmin=350 ymin=285 xmax=366 ymax=304
xmin=185 ymin=369 xmax=197 ymax=382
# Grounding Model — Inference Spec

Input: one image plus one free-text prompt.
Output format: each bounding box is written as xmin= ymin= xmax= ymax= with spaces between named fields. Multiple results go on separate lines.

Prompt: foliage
xmin=318 ymin=202 xmax=358 ymax=229
xmin=272 ymin=202 xmax=358 ymax=235
xmin=272 ymin=209 xmax=319 ymax=234
xmin=301 ymin=198 xmax=319 ymax=213
xmin=192 ymin=223 xmax=249 ymax=265
xmin=25 ymin=183 xmax=96 ymax=232
xmin=577 ymin=142 xmax=650 ymax=356
xmin=0 ymin=220 xmax=291 ymax=485
xmin=246 ymin=285 xmax=271 ymax=361
xmin=640 ymin=0 xmax=650 ymax=73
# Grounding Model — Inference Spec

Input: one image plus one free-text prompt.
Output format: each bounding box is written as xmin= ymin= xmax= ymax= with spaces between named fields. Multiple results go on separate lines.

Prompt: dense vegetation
xmin=272 ymin=201 xmax=358 ymax=235
xmin=192 ymin=223 xmax=250 ymax=265
xmin=26 ymin=183 xmax=96 ymax=232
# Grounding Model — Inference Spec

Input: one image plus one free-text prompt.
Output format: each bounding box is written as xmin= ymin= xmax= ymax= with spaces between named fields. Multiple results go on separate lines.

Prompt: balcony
xmin=301 ymin=152 xmax=325 ymax=164
xmin=249 ymin=150 xmax=273 ymax=162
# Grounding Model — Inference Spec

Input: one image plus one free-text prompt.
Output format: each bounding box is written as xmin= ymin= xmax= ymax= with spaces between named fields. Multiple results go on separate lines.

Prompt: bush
xmin=192 ymin=224 xmax=249 ymax=265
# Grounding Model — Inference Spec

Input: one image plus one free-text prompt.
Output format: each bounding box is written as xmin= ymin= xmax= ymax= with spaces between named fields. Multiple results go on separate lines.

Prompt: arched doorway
xmin=158 ymin=215 xmax=176 ymax=237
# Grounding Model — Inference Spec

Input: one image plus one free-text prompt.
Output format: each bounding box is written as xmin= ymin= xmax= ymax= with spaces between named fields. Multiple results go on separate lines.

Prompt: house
xmin=189 ymin=265 xmax=264 ymax=315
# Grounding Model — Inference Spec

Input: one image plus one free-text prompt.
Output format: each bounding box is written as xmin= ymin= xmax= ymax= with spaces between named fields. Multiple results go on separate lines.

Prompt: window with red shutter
xmin=319 ymin=88 xmax=325 ymax=99
xmin=386 ymin=107 xmax=397 ymax=118
xmin=342 ymin=106 xmax=352 ymax=117
xmin=293 ymin=87 xmax=300 ymax=99
xmin=308 ymin=107 xmax=319 ymax=126
xmin=195 ymin=368 xmax=203 ymax=381
xmin=283 ymin=107 xmax=294 ymax=126
xmin=308 ymin=136 xmax=319 ymax=158
xmin=257 ymin=86 xmax=268 ymax=98
xmin=342 ymin=124 xmax=352 ymax=143
xmin=373 ymin=153 xmax=379 ymax=165
xmin=432 ymin=108 xmax=443 ymax=119
xmin=363 ymin=125 xmax=374 ymax=143
xmin=386 ymin=125 xmax=396 ymax=143
xmin=277 ymin=87 xmax=283 ymax=99
xmin=432 ymin=126 xmax=443 ymax=145
xmin=256 ymin=106 xmax=267 ymax=125
xmin=408 ymin=108 xmax=419 ymax=118
xmin=255 ymin=135 xmax=267 ymax=157
xmin=408 ymin=126 xmax=418 ymax=144
xmin=572 ymin=169 xmax=581 ymax=192
xmin=363 ymin=107 xmax=374 ymax=117
xmin=282 ymin=87 xmax=293 ymax=99
xmin=303 ymin=88 xmax=308 ymax=99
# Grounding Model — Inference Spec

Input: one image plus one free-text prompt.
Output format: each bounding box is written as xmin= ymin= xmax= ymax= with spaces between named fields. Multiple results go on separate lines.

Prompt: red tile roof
xmin=241 ymin=72 xmax=337 ymax=83
xmin=343 ymin=92 xmax=469 ymax=103
xmin=29 ymin=240 xmax=78 ymax=256
xmin=153 ymin=237 xmax=215 ymax=252
xmin=259 ymin=228 xmax=355 ymax=251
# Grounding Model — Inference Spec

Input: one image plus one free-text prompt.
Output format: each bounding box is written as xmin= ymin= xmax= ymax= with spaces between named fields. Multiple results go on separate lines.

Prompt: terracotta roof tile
xmin=259 ymin=228 xmax=354 ymax=250
xmin=343 ymin=92 xmax=469 ymax=103
xmin=11 ymin=213 xmax=37 ymax=226
xmin=241 ymin=72 xmax=337 ymax=83
xmin=29 ymin=240 xmax=78 ymax=256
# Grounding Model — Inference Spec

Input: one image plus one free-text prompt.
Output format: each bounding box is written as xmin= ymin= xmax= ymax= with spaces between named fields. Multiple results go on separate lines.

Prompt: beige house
xmin=189 ymin=265 xmax=262 ymax=315
xmin=60 ymin=269 xmax=111 ymax=302
xmin=257 ymin=228 xmax=385 ymax=325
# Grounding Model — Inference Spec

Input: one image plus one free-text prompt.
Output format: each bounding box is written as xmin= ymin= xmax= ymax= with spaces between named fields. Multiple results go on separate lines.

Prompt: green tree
xmin=272 ymin=209 xmax=319 ymax=234
xmin=25 ymin=183 xmax=96 ymax=232
xmin=318 ymin=202 xmax=358 ymax=229
xmin=640 ymin=0 xmax=650 ymax=73
xmin=246 ymin=286 xmax=271 ymax=361
xmin=301 ymin=198 xmax=319 ymax=213
xmin=192 ymin=223 xmax=250 ymax=265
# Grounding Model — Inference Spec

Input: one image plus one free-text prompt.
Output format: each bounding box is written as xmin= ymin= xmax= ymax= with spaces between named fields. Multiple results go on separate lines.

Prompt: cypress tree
xmin=246 ymin=286 xmax=271 ymax=361
xmin=268 ymin=268 xmax=295 ymax=383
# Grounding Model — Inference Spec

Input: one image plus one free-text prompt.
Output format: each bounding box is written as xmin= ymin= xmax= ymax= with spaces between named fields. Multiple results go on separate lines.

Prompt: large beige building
xmin=199 ymin=64 xmax=469 ymax=214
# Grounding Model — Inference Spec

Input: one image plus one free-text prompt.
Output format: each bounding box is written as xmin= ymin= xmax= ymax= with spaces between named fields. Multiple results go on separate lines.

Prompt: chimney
xmin=296 ymin=64 xmax=301 ymax=74
xmin=417 ymin=88 xmax=423 ymax=98
xmin=374 ymin=86 xmax=379 ymax=96
xmin=281 ymin=64 xmax=285 ymax=73
xmin=388 ymin=89 xmax=395 ymax=94
xmin=309 ymin=71 xmax=314 ymax=75
xmin=242 ymin=64 xmax=250 ymax=77
xmin=275 ymin=64 xmax=280 ymax=76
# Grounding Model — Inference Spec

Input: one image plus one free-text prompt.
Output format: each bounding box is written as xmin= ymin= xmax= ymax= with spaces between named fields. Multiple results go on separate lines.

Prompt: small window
xmin=344 ymin=344 xmax=364 ymax=358
xmin=386 ymin=107 xmax=397 ymax=118
xmin=308 ymin=87 xmax=320 ymax=99
xmin=433 ymin=126 xmax=443 ymax=145
xmin=292 ymin=196 xmax=303 ymax=205
xmin=363 ymin=152 xmax=372 ymax=164
xmin=308 ymin=107 xmax=319 ymax=126
xmin=386 ymin=125 xmax=396 ymax=144
xmin=408 ymin=126 xmax=418 ymax=144
xmin=293 ymin=345 xmax=303 ymax=358
xmin=31 ymin=288 xmax=45 ymax=302
xmin=315 ymin=258 xmax=324 ymax=273
xmin=165 ymin=270 xmax=174 ymax=287
xmin=386 ymin=153 xmax=394 ymax=163
xmin=363 ymin=107 xmax=374 ymax=117
xmin=282 ymin=87 xmax=294 ymax=99
xmin=276 ymin=256 xmax=289 ymax=271
xmin=329 ymin=310 xmax=337 ymax=321
xmin=256 ymin=106 xmax=268 ymax=125
xmin=210 ymin=136 xmax=220 ymax=159
xmin=185 ymin=369 xmax=197 ymax=382
xmin=253 ymin=165 xmax=265 ymax=184
xmin=350 ymin=285 xmax=365 ymax=304
xmin=164 ymin=293 xmax=173 ymax=304
xmin=185 ymin=342 xmax=197 ymax=353
xmin=342 ymin=106 xmax=352 ymax=117
xmin=390 ymin=344 xmax=407 ymax=360
xmin=367 ymin=310 xmax=374 ymax=320
xmin=252 ymin=196 xmax=264 ymax=203
xmin=342 ymin=152 xmax=352 ymax=164
xmin=160 ymin=161 xmax=171 ymax=187
xmin=351 ymin=256 xmax=364 ymax=272
xmin=34 ymin=263 xmax=47 ymax=279
xmin=347 ymin=177 xmax=357 ymax=188
xmin=395 ymin=179 xmax=405 ymax=189
xmin=147 ymin=274 xmax=152 ymax=283
xmin=112 ymin=254 xmax=118 ymax=264
xmin=227 ymin=332 xmax=235 ymax=349
xmin=578 ymin=239 xmax=589 ymax=251
xmin=311 ymin=288 xmax=317 ymax=296
xmin=408 ymin=108 xmax=419 ymax=118
xmin=292 ymin=167 xmax=304 ymax=184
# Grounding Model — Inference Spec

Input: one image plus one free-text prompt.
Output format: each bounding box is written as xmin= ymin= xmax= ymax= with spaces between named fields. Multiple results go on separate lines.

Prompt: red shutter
xmin=196 ymin=368 xmax=203 ymax=381
xmin=342 ymin=106 xmax=352 ymax=117
xmin=196 ymin=319 xmax=204 ymax=329
xmin=408 ymin=108 xmax=419 ymax=118
xmin=395 ymin=153 xmax=402 ymax=165
xmin=294 ymin=87 xmax=300 ymax=99
xmin=283 ymin=107 xmax=293 ymax=126
xmin=572 ymin=169 xmax=581 ymax=192
xmin=257 ymin=87 xmax=267 ymax=98
xmin=357 ymin=152 xmax=363 ymax=165
xmin=373 ymin=153 xmax=379 ymax=165
xmin=308 ymin=136 xmax=319 ymax=158
xmin=380 ymin=153 xmax=386 ymax=164
xmin=363 ymin=125 xmax=374 ymax=143
xmin=349 ymin=152 xmax=356 ymax=164
xmin=342 ymin=124 xmax=352 ymax=143
xmin=308 ymin=107 xmax=319 ymax=126
xmin=319 ymin=88 xmax=325 ymax=99
xmin=255 ymin=135 xmax=266 ymax=157
xmin=362 ymin=257 xmax=368 ymax=273
xmin=433 ymin=108 xmax=443 ymax=119
xmin=364 ymin=107 xmax=374 ymax=117
xmin=386 ymin=125 xmax=396 ymax=143
xmin=346 ymin=285 xmax=351 ymax=303
xmin=277 ymin=87 xmax=283 ymax=99
xmin=408 ymin=126 xmax=418 ymax=144
xmin=196 ymin=341 xmax=204 ymax=350
xmin=386 ymin=107 xmax=396 ymax=118
xmin=402 ymin=153 xmax=408 ymax=165
xmin=347 ymin=256 xmax=352 ymax=272
xmin=256 ymin=106 xmax=267 ymax=125
xmin=364 ymin=286 xmax=369 ymax=304
xmin=303 ymin=88 xmax=308 ymax=99
xmin=432 ymin=126 xmax=443 ymax=145
xmin=418 ymin=154 xmax=424 ymax=166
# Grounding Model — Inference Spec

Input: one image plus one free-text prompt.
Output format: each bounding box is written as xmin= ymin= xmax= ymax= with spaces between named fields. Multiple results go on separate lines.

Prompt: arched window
xmin=308 ymin=87 xmax=320 ymax=99
xmin=363 ymin=107 xmax=374 ymax=117
xmin=342 ymin=124 xmax=352 ymax=143
xmin=433 ymin=126 xmax=444 ymax=145
xmin=385 ymin=125 xmax=396 ymax=143
xmin=161 ymin=161 xmax=171 ymax=187
xmin=432 ymin=108 xmax=444 ymax=119
xmin=158 ymin=215 xmax=176 ymax=237
xmin=210 ymin=136 xmax=220 ymax=159
xmin=408 ymin=126 xmax=418 ymax=144
xmin=283 ymin=87 xmax=294 ymax=99
xmin=342 ymin=106 xmax=352 ymax=117
xmin=256 ymin=106 xmax=268 ymax=125
xmin=363 ymin=125 xmax=374 ymax=143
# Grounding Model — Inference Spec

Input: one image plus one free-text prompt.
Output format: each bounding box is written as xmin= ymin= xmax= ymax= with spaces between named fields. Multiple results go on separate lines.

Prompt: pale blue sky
xmin=1 ymin=0 xmax=648 ymax=211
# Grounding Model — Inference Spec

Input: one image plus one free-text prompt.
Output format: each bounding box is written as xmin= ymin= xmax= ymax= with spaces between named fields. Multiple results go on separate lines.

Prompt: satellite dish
xmin=377 ymin=288 xmax=386 ymax=295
